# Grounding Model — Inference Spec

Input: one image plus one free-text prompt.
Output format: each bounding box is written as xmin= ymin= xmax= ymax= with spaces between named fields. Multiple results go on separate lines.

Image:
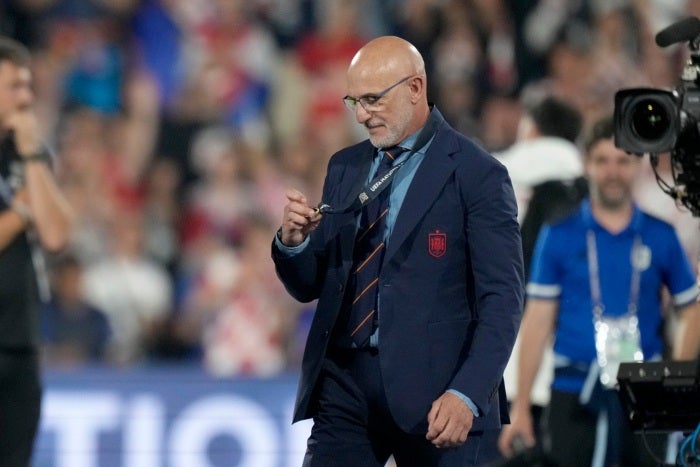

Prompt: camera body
xmin=614 ymin=81 xmax=700 ymax=154
xmin=613 ymin=26 xmax=700 ymax=217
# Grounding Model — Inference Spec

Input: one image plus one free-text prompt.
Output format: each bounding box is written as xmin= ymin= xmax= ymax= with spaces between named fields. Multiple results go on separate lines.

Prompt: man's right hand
xmin=5 ymin=107 xmax=42 ymax=158
xmin=497 ymin=405 xmax=535 ymax=458
xmin=278 ymin=188 xmax=322 ymax=247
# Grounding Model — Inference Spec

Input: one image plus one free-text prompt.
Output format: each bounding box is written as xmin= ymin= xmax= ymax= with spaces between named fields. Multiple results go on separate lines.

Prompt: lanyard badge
xmin=594 ymin=312 xmax=644 ymax=388
xmin=588 ymin=231 xmax=647 ymax=388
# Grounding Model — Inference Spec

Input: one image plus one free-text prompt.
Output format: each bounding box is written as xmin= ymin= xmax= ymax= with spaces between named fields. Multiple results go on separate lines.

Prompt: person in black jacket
xmin=498 ymin=94 xmax=586 ymax=279
xmin=498 ymin=95 xmax=586 ymax=461
xmin=0 ymin=36 xmax=73 ymax=466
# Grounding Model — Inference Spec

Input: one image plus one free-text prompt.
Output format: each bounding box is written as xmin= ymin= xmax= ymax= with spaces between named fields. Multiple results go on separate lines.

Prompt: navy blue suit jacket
xmin=273 ymin=114 xmax=524 ymax=434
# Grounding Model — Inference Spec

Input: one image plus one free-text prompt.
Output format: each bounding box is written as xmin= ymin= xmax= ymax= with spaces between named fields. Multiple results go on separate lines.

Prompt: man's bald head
xmin=345 ymin=36 xmax=430 ymax=147
xmin=348 ymin=36 xmax=426 ymax=83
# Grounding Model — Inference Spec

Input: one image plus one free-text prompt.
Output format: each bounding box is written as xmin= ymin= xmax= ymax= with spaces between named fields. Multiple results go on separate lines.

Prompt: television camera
xmin=614 ymin=16 xmax=700 ymax=217
xmin=615 ymin=20 xmax=700 ymax=454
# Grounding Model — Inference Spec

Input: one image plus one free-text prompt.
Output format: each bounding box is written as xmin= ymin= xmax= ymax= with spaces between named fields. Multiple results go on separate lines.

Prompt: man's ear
xmin=408 ymin=75 xmax=425 ymax=104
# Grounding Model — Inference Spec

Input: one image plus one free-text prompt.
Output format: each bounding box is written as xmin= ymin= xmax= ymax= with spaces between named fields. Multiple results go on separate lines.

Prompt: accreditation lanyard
xmin=587 ymin=230 xmax=645 ymax=387
xmin=315 ymin=108 xmax=443 ymax=215
xmin=586 ymin=230 xmax=642 ymax=321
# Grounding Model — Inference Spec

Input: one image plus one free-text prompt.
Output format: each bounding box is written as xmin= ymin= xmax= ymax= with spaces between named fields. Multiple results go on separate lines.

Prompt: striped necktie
xmin=346 ymin=146 xmax=405 ymax=347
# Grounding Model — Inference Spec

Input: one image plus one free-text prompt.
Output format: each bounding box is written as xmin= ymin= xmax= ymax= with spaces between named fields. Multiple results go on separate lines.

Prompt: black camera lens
xmin=614 ymin=88 xmax=677 ymax=153
xmin=630 ymin=98 xmax=672 ymax=141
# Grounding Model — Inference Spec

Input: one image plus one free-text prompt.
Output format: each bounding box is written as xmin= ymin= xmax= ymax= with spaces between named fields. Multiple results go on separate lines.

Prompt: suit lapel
xmin=384 ymin=128 xmax=459 ymax=264
xmin=333 ymin=144 xmax=375 ymax=275
xmin=340 ymin=144 xmax=376 ymax=212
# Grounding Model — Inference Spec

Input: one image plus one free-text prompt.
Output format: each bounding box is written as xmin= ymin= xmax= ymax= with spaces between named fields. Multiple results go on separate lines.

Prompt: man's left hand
xmin=426 ymin=391 xmax=474 ymax=448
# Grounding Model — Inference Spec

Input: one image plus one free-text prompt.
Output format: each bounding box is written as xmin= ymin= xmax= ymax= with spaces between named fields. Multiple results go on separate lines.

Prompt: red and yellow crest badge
xmin=428 ymin=230 xmax=446 ymax=258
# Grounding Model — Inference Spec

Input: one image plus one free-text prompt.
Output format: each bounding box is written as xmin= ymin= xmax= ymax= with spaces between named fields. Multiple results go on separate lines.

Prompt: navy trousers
xmin=302 ymin=347 xmax=499 ymax=467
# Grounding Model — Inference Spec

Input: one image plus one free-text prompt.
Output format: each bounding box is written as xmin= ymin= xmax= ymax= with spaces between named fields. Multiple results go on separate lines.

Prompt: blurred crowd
xmin=2 ymin=0 xmax=699 ymax=376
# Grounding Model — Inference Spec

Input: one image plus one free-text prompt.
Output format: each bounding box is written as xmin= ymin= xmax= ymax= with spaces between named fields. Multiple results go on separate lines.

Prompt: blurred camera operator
xmin=0 ymin=36 xmax=73 ymax=466
xmin=498 ymin=115 xmax=700 ymax=467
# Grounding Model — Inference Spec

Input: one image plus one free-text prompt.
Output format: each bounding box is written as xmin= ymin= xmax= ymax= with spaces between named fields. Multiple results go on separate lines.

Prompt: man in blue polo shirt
xmin=499 ymin=115 xmax=700 ymax=467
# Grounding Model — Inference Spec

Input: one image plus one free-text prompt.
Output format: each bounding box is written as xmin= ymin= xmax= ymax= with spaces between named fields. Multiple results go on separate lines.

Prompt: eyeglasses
xmin=342 ymin=75 xmax=413 ymax=112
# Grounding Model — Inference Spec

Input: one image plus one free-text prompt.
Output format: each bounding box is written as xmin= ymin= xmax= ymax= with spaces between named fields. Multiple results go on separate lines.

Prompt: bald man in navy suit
xmin=272 ymin=36 xmax=524 ymax=467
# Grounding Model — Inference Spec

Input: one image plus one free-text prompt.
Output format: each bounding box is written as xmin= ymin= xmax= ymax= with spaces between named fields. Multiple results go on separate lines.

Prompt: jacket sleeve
xmin=452 ymin=157 xmax=525 ymax=414
xmin=271 ymin=237 xmax=327 ymax=303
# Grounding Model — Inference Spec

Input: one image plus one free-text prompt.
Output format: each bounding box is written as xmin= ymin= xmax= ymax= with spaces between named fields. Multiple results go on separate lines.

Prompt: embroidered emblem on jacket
xmin=428 ymin=230 xmax=446 ymax=258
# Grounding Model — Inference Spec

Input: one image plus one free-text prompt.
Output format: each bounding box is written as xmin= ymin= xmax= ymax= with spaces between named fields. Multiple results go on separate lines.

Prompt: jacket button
xmin=323 ymin=330 xmax=329 ymax=337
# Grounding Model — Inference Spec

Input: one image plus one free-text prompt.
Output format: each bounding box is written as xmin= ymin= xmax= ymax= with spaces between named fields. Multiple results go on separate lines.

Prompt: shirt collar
xmin=581 ymin=198 xmax=643 ymax=234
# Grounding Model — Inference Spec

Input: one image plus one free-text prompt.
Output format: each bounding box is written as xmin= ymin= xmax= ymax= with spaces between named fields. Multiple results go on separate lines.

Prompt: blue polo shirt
xmin=527 ymin=200 xmax=698 ymax=393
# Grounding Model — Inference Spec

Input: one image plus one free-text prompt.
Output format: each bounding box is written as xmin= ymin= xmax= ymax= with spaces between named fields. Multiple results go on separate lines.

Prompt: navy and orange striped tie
xmin=347 ymin=147 xmax=404 ymax=347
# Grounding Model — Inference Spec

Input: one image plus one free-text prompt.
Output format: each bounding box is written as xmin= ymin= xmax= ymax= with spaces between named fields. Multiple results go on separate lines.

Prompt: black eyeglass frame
xmin=342 ymin=75 xmax=414 ymax=111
